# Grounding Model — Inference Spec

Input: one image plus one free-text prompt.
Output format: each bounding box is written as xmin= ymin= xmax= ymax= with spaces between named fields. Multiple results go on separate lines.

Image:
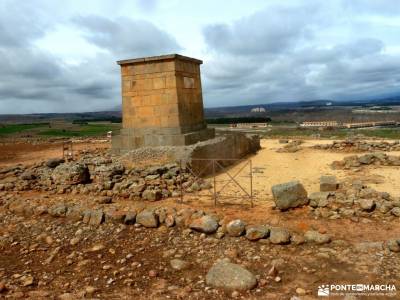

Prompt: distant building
xmin=251 ymin=107 xmax=266 ymax=113
xmin=232 ymin=123 xmax=270 ymax=128
xmin=343 ymin=121 xmax=396 ymax=128
xmin=300 ymin=121 xmax=339 ymax=128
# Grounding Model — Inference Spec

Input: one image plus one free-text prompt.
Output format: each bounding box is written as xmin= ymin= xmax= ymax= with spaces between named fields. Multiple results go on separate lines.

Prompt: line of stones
xmin=6 ymin=200 xmax=332 ymax=246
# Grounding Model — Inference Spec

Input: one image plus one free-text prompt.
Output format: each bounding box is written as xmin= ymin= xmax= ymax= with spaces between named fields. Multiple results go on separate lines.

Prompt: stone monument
xmin=112 ymin=54 xmax=215 ymax=153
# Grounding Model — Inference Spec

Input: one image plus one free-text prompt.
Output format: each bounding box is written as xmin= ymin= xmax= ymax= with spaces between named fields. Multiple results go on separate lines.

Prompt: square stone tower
xmin=112 ymin=54 xmax=215 ymax=153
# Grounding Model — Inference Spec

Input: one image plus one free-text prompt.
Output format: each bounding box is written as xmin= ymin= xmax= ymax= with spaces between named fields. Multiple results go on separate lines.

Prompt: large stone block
xmin=271 ymin=181 xmax=308 ymax=210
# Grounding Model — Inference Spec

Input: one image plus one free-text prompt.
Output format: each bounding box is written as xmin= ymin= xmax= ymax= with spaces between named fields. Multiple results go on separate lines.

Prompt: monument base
xmin=111 ymin=127 xmax=215 ymax=154
xmin=116 ymin=132 xmax=261 ymax=175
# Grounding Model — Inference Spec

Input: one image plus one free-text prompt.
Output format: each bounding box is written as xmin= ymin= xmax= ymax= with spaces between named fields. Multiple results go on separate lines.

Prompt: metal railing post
xmin=179 ymin=160 xmax=183 ymax=204
xmin=250 ymin=160 xmax=253 ymax=208
xmin=213 ymin=160 xmax=217 ymax=206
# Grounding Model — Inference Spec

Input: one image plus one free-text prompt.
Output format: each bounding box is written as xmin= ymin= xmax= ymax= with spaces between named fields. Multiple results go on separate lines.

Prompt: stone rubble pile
xmin=0 ymin=153 xmax=210 ymax=200
xmin=331 ymin=152 xmax=400 ymax=169
xmin=276 ymin=140 xmax=303 ymax=153
xmin=314 ymin=139 xmax=400 ymax=152
xmin=271 ymin=176 xmax=400 ymax=223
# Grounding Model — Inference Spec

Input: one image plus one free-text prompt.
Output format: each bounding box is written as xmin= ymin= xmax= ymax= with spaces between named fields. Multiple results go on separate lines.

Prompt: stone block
xmin=320 ymin=175 xmax=338 ymax=192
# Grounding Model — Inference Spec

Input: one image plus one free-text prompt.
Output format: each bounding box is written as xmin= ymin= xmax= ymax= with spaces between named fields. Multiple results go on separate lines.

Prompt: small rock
xmin=206 ymin=260 xmax=257 ymax=291
xmin=245 ymin=225 xmax=269 ymax=241
xmin=96 ymin=196 xmax=112 ymax=204
xmin=304 ymin=230 xmax=331 ymax=244
xmin=359 ymin=199 xmax=376 ymax=212
xmin=387 ymin=239 xmax=400 ymax=252
xmin=269 ymin=227 xmax=291 ymax=244
xmin=46 ymin=158 xmax=64 ymax=168
xmin=20 ymin=275 xmax=34 ymax=287
xmin=391 ymin=207 xmax=400 ymax=217
xmin=70 ymin=237 xmax=80 ymax=246
xmin=84 ymin=286 xmax=97 ymax=296
xmin=226 ymin=219 xmax=246 ymax=237
xmin=149 ymin=270 xmax=158 ymax=277
xmin=320 ymin=175 xmax=338 ymax=192
xmin=189 ymin=215 xmax=219 ymax=234
xmin=296 ymin=287 xmax=306 ymax=295
xmin=170 ymin=259 xmax=189 ymax=271
xmin=136 ymin=209 xmax=159 ymax=228
xmin=124 ymin=211 xmax=136 ymax=225
xmin=0 ymin=281 xmax=7 ymax=293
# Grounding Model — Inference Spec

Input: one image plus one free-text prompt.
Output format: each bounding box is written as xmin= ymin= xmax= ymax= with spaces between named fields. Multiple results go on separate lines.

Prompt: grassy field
xmin=0 ymin=123 xmax=50 ymax=136
xmin=0 ymin=122 xmax=121 ymax=138
xmin=38 ymin=123 xmax=121 ymax=137
xmin=262 ymin=127 xmax=400 ymax=139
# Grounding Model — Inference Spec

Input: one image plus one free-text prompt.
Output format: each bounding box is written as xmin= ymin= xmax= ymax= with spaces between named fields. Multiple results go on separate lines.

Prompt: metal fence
xmin=178 ymin=158 xmax=254 ymax=207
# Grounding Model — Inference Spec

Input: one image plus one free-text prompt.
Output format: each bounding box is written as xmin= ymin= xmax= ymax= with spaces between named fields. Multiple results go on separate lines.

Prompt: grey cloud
xmin=72 ymin=15 xmax=181 ymax=59
xmin=201 ymin=3 xmax=400 ymax=107
xmin=343 ymin=0 xmax=400 ymax=16
xmin=0 ymin=6 xmax=182 ymax=113
xmin=136 ymin=0 xmax=158 ymax=12
xmin=203 ymin=4 xmax=318 ymax=56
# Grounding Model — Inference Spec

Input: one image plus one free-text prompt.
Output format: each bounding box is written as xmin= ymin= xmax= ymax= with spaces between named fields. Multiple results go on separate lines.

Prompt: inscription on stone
xmin=184 ymin=77 xmax=195 ymax=89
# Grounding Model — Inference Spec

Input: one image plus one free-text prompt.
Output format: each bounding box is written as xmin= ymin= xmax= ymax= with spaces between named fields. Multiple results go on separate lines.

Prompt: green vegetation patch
xmin=0 ymin=123 xmax=50 ymax=136
xmin=39 ymin=123 xmax=121 ymax=137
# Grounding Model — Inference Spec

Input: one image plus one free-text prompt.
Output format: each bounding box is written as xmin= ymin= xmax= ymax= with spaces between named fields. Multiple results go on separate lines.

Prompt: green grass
xmin=0 ymin=123 xmax=49 ymax=136
xmin=358 ymin=128 xmax=400 ymax=139
xmin=263 ymin=127 xmax=400 ymax=139
xmin=39 ymin=124 xmax=121 ymax=137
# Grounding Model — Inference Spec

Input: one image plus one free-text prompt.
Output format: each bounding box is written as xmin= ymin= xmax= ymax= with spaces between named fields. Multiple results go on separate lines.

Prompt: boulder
xmin=245 ymin=225 xmax=269 ymax=241
xmin=189 ymin=215 xmax=219 ymax=234
xmin=136 ymin=209 xmax=159 ymax=228
xmin=226 ymin=219 xmax=246 ymax=237
xmin=271 ymin=181 xmax=308 ymax=210
xmin=52 ymin=163 xmax=90 ymax=185
xmin=320 ymin=175 xmax=338 ymax=192
xmin=206 ymin=260 xmax=257 ymax=291
xmin=269 ymin=227 xmax=291 ymax=244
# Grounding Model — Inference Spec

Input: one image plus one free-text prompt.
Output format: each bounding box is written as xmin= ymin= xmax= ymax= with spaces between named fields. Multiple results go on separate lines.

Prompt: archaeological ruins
xmin=1 ymin=56 xmax=400 ymax=299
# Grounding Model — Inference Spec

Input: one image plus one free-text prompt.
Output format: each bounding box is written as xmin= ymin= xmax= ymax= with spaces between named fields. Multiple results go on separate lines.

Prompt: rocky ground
xmin=0 ymin=138 xmax=400 ymax=299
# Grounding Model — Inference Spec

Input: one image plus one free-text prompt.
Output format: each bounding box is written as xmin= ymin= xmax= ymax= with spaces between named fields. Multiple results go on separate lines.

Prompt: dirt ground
xmin=0 ymin=139 xmax=110 ymax=167
xmin=1 ymin=137 xmax=400 ymax=299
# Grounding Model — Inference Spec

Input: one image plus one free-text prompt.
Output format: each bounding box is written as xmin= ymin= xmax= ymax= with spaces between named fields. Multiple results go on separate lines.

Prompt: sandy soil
xmin=207 ymin=139 xmax=400 ymax=200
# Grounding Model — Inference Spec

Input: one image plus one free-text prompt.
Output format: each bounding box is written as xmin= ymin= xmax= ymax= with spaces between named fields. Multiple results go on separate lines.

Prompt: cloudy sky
xmin=1 ymin=0 xmax=400 ymax=114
